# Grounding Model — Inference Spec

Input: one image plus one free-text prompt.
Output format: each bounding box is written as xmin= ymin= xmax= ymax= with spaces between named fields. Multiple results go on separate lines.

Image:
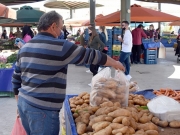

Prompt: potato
xmin=109 ymin=123 xmax=124 ymax=130
xmin=71 ymin=108 xmax=76 ymax=113
xmin=112 ymin=126 xmax=128 ymax=134
xmin=130 ymin=117 xmax=137 ymax=130
xmin=122 ymin=117 xmax=130 ymax=126
xmin=70 ymin=103 xmax=76 ymax=108
xmin=116 ymin=94 xmax=125 ymax=100
xmin=82 ymin=94 xmax=90 ymax=100
xmin=115 ymin=133 xmax=122 ymax=135
xmin=145 ymin=130 xmax=159 ymax=135
xmin=137 ymin=123 xmax=158 ymax=131
xmin=81 ymin=113 xmax=90 ymax=124
xmin=86 ymin=125 xmax=93 ymax=132
xmin=139 ymin=114 xmax=151 ymax=124
xmin=75 ymin=116 xmax=81 ymax=123
xmin=133 ymin=99 xmax=147 ymax=106
xmin=114 ymin=102 xmax=121 ymax=108
xmin=93 ymin=126 xmax=112 ymax=135
xmin=113 ymin=116 xmax=125 ymax=123
xmin=73 ymin=113 xmax=79 ymax=118
xmin=98 ymin=77 xmax=107 ymax=83
xmin=97 ymin=89 xmax=116 ymax=99
xmin=89 ymin=115 xmax=96 ymax=120
xmin=116 ymin=86 xmax=126 ymax=94
xmin=89 ymin=115 xmax=106 ymax=126
xmin=74 ymin=99 xmax=84 ymax=105
xmin=131 ymin=111 xmax=139 ymax=122
xmin=92 ymin=121 xmax=111 ymax=132
xmin=128 ymin=126 xmax=135 ymax=134
xmin=79 ymin=92 xmax=88 ymax=98
xmin=104 ymin=79 xmax=118 ymax=89
xmin=169 ymin=121 xmax=180 ymax=128
xmin=152 ymin=117 xmax=168 ymax=128
xmin=93 ymin=96 xmax=103 ymax=105
xmin=76 ymin=122 xmax=86 ymax=134
xmin=84 ymin=99 xmax=90 ymax=104
xmin=105 ymin=116 xmax=113 ymax=122
xmin=100 ymin=101 xmax=114 ymax=108
xmin=108 ymin=109 xmax=131 ymax=118
xmin=95 ymin=107 xmax=117 ymax=116
xmin=90 ymin=106 xmax=99 ymax=112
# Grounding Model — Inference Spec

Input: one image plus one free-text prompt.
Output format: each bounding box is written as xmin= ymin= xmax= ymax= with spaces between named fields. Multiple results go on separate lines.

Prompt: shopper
xmin=14 ymin=27 xmax=22 ymax=38
xmin=99 ymin=26 xmax=108 ymax=54
xmin=154 ymin=28 xmax=161 ymax=41
xmin=118 ymin=21 xmax=132 ymax=80
xmin=12 ymin=11 xmax=125 ymax=135
xmin=176 ymin=34 xmax=180 ymax=60
xmin=63 ymin=25 xmax=69 ymax=39
xmin=88 ymin=26 xmax=105 ymax=76
xmin=132 ymin=24 xmax=147 ymax=64
xmin=22 ymin=25 xmax=34 ymax=43
xmin=147 ymin=24 xmax=155 ymax=39
xmin=1 ymin=30 xmax=8 ymax=39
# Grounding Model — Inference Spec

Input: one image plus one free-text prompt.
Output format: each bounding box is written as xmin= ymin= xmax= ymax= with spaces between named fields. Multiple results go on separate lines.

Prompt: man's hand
xmin=113 ymin=61 xmax=125 ymax=72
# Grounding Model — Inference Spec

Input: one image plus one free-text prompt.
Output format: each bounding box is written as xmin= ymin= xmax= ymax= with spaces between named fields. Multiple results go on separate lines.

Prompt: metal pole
xmin=70 ymin=9 xmax=73 ymax=19
xmin=121 ymin=0 xmax=131 ymax=23
xmin=158 ymin=3 xmax=161 ymax=30
xmin=90 ymin=0 xmax=96 ymax=27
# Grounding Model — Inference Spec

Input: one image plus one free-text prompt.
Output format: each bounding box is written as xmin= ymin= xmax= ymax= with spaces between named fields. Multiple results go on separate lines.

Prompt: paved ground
xmin=0 ymin=48 xmax=179 ymax=135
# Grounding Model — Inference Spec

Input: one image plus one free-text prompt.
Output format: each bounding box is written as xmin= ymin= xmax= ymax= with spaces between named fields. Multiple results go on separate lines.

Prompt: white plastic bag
xmin=147 ymin=96 xmax=180 ymax=122
xmin=90 ymin=67 xmax=129 ymax=107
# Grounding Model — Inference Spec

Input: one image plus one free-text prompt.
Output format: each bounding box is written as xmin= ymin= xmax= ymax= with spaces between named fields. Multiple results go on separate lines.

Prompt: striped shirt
xmin=12 ymin=32 xmax=107 ymax=111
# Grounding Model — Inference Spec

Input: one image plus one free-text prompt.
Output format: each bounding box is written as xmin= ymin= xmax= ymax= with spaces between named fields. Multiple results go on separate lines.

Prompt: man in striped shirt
xmin=12 ymin=11 xmax=125 ymax=135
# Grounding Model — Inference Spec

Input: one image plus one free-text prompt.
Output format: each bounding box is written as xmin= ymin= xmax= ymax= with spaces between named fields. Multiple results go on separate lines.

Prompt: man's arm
xmin=95 ymin=36 xmax=105 ymax=51
xmin=64 ymin=41 xmax=125 ymax=71
xmin=141 ymin=29 xmax=147 ymax=38
xmin=12 ymin=53 xmax=22 ymax=101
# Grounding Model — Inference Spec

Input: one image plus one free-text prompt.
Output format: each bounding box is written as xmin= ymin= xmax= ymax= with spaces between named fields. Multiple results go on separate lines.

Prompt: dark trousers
xmin=132 ymin=45 xmax=142 ymax=63
xmin=90 ymin=64 xmax=100 ymax=76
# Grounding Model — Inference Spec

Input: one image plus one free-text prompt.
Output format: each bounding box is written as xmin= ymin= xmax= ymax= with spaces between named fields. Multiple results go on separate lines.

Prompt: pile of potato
xmin=90 ymin=77 xmax=129 ymax=107
xmin=69 ymin=92 xmax=180 ymax=135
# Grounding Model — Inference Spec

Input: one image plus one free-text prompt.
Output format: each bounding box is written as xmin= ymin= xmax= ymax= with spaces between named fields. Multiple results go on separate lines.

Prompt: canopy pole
xmin=158 ymin=3 xmax=161 ymax=31
xmin=70 ymin=9 xmax=73 ymax=19
xmin=90 ymin=0 xmax=96 ymax=27
xmin=121 ymin=0 xmax=131 ymax=23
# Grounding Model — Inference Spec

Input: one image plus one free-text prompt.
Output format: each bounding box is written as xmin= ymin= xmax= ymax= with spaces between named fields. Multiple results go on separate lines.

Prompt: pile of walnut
xmin=69 ymin=92 xmax=180 ymax=135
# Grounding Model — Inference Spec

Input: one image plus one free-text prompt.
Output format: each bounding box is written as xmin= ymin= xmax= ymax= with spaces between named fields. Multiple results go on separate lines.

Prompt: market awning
xmin=0 ymin=23 xmax=33 ymax=27
xmin=169 ymin=21 xmax=180 ymax=26
xmin=1 ymin=0 xmax=44 ymax=6
xmin=44 ymin=0 xmax=103 ymax=9
xmin=95 ymin=4 xmax=180 ymax=23
xmin=0 ymin=3 xmax=16 ymax=20
xmin=136 ymin=0 xmax=180 ymax=5
xmin=81 ymin=14 xmax=103 ymax=26
xmin=0 ymin=6 xmax=44 ymax=25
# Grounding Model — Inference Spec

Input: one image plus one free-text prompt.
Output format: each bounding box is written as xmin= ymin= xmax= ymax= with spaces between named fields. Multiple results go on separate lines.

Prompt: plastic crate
xmin=0 ymin=91 xmax=14 ymax=97
xmin=107 ymin=50 xmax=112 ymax=56
xmin=64 ymin=95 xmax=78 ymax=135
xmin=144 ymin=59 xmax=157 ymax=64
xmin=113 ymin=28 xmax=122 ymax=35
xmin=112 ymin=50 xmax=120 ymax=56
xmin=106 ymin=45 xmax=112 ymax=50
xmin=112 ymin=56 xmax=120 ymax=61
xmin=113 ymin=40 xmax=121 ymax=45
xmin=112 ymin=45 xmax=121 ymax=51
xmin=144 ymin=49 xmax=157 ymax=55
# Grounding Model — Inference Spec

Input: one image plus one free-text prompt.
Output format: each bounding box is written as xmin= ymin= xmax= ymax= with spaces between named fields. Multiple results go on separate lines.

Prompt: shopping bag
xmin=11 ymin=118 xmax=26 ymax=135
xmin=90 ymin=67 xmax=129 ymax=107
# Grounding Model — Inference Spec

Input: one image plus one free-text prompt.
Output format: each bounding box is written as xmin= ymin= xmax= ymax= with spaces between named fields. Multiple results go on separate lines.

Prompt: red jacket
xmin=132 ymin=28 xmax=147 ymax=45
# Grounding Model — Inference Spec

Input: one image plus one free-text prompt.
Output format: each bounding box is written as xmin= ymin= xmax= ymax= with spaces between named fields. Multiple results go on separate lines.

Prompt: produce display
xmin=153 ymin=88 xmax=180 ymax=102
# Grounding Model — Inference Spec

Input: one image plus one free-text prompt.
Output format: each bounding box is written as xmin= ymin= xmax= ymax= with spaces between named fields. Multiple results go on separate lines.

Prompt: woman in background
xmin=22 ymin=25 xmax=34 ymax=43
xmin=63 ymin=25 xmax=69 ymax=39
xmin=99 ymin=26 xmax=108 ymax=54
xmin=88 ymin=26 xmax=105 ymax=76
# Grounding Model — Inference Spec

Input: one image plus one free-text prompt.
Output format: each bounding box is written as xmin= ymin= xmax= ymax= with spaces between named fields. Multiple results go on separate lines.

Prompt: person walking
xmin=12 ymin=11 xmax=125 ymax=135
xmin=132 ymin=24 xmax=147 ymax=64
xmin=88 ymin=26 xmax=105 ymax=77
xmin=118 ymin=21 xmax=132 ymax=80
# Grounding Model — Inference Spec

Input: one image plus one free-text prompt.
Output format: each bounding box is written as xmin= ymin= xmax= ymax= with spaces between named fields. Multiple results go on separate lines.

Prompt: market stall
xmin=59 ymin=68 xmax=180 ymax=135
